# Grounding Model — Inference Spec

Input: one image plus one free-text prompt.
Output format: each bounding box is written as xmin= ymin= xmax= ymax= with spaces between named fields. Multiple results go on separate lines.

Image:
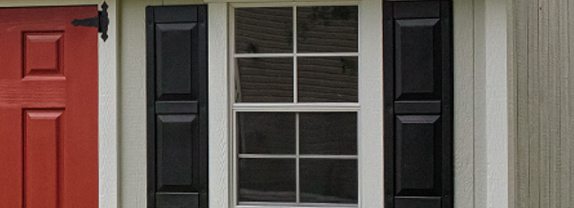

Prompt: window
xmin=231 ymin=3 xmax=360 ymax=207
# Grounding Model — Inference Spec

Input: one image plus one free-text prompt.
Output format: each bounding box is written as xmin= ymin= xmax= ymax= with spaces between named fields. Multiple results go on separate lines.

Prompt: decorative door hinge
xmin=71 ymin=2 xmax=109 ymax=41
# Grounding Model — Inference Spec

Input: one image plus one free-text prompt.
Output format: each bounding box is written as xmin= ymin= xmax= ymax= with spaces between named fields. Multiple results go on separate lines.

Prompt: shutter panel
xmin=383 ymin=1 xmax=453 ymax=208
xmin=147 ymin=6 xmax=208 ymax=208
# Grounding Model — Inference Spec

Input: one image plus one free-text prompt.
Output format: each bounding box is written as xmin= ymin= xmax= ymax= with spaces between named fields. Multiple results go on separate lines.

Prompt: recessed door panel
xmin=24 ymin=110 xmax=63 ymax=208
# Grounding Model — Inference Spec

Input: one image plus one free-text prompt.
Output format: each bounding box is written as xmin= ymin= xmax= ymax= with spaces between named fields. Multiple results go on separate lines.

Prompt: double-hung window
xmin=230 ymin=3 xmax=363 ymax=207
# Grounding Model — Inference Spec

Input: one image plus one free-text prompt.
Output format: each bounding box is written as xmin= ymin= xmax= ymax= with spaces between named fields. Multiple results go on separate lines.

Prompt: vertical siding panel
xmin=558 ymin=0 xmax=571 ymax=206
xmin=515 ymin=0 xmax=530 ymax=206
xmin=515 ymin=0 xmax=574 ymax=206
xmin=565 ymin=0 xmax=574 ymax=203
xmin=538 ymin=0 xmax=551 ymax=206
xmin=527 ymin=0 xmax=541 ymax=206
xmin=548 ymin=0 xmax=560 ymax=207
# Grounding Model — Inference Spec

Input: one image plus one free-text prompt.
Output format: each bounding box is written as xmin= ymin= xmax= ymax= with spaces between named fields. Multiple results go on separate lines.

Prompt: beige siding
xmin=512 ymin=0 xmax=574 ymax=207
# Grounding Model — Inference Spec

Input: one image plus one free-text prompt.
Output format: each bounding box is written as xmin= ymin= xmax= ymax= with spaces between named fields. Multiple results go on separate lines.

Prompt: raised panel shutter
xmin=383 ymin=1 xmax=453 ymax=208
xmin=147 ymin=6 xmax=208 ymax=208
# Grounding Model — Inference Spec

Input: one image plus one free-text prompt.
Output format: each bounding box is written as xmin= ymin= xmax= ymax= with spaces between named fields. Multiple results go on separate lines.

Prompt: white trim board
xmin=357 ymin=0 xmax=384 ymax=207
xmin=0 ymin=1 xmax=119 ymax=208
xmin=483 ymin=0 xmax=510 ymax=207
xmin=453 ymin=0 xmax=476 ymax=207
xmin=473 ymin=0 xmax=512 ymax=207
xmin=208 ymin=3 xmax=231 ymax=208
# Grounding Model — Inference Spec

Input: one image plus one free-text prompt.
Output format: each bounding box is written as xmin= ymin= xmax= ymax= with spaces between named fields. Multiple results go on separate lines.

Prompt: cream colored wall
xmin=0 ymin=0 xmax=495 ymax=207
xmin=512 ymin=0 xmax=574 ymax=207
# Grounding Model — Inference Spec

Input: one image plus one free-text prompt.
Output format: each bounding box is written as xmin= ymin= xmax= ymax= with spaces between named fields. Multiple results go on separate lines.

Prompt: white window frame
xmin=230 ymin=2 xmax=359 ymax=207
xmin=208 ymin=0 xmax=383 ymax=207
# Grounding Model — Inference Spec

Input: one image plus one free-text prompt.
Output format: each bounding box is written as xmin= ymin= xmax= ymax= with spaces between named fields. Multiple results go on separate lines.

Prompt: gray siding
xmin=513 ymin=0 xmax=574 ymax=207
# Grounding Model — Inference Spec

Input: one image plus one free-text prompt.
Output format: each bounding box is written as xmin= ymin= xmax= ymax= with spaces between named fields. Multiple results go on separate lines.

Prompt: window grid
xmin=233 ymin=52 xmax=359 ymax=58
xmin=234 ymin=112 xmax=359 ymax=204
xmin=231 ymin=3 xmax=360 ymax=208
xmin=293 ymin=6 xmax=298 ymax=103
xmin=238 ymin=154 xmax=359 ymax=159
xmin=295 ymin=113 xmax=300 ymax=203
xmin=232 ymin=4 xmax=359 ymax=105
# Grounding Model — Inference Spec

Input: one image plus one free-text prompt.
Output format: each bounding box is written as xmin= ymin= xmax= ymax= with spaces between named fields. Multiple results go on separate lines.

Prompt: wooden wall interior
xmin=513 ymin=0 xmax=574 ymax=207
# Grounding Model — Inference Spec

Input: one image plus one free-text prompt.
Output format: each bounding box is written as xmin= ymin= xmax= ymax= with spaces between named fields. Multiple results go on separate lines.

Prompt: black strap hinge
xmin=71 ymin=2 xmax=109 ymax=41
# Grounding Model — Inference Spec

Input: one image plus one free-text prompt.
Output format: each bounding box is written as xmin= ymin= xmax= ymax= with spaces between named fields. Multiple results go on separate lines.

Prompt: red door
xmin=0 ymin=6 xmax=98 ymax=208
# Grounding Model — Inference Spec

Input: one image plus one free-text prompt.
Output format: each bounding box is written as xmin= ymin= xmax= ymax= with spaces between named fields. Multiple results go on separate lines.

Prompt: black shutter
xmin=383 ymin=1 xmax=453 ymax=208
xmin=147 ymin=5 xmax=208 ymax=208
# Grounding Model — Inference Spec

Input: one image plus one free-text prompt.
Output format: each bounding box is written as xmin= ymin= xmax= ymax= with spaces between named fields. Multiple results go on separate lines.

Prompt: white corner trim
xmin=208 ymin=3 xmax=231 ymax=208
xmin=98 ymin=1 xmax=119 ymax=208
xmin=479 ymin=0 xmax=510 ymax=207
xmin=0 ymin=1 xmax=119 ymax=208
xmin=484 ymin=3 xmax=509 ymax=208
xmin=358 ymin=0 xmax=384 ymax=207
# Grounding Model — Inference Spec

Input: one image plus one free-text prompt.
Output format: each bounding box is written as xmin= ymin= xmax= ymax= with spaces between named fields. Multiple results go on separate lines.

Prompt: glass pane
xmin=238 ymin=159 xmax=296 ymax=202
xmin=298 ymin=57 xmax=358 ymax=102
xmin=236 ymin=58 xmax=294 ymax=102
xmin=299 ymin=113 xmax=357 ymax=155
xmin=300 ymin=159 xmax=358 ymax=204
xmin=237 ymin=113 xmax=296 ymax=154
xmin=235 ymin=7 xmax=293 ymax=53
xmin=297 ymin=6 xmax=358 ymax=52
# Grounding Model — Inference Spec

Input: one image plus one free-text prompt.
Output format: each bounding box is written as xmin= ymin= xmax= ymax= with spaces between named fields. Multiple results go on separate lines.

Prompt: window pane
xmin=298 ymin=57 xmax=358 ymax=102
xmin=297 ymin=6 xmax=358 ymax=52
xmin=299 ymin=113 xmax=357 ymax=155
xmin=237 ymin=113 xmax=295 ymax=154
xmin=300 ymin=159 xmax=358 ymax=203
xmin=235 ymin=7 xmax=293 ymax=53
xmin=236 ymin=58 xmax=294 ymax=102
xmin=238 ymin=159 xmax=296 ymax=202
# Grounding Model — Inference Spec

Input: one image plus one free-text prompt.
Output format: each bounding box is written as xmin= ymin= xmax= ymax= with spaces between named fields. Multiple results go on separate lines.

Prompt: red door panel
xmin=0 ymin=6 xmax=98 ymax=208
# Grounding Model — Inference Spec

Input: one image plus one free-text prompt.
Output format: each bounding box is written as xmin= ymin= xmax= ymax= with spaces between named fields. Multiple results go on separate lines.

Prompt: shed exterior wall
xmin=0 ymin=0 xmax=490 ymax=207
